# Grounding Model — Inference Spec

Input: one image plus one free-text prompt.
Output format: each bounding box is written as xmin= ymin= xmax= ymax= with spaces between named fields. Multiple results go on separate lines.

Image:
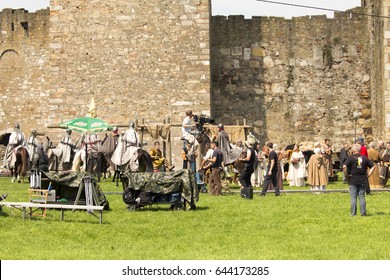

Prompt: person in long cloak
xmin=26 ymin=129 xmax=39 ymax=169
xmin=4 ymin=123 xmax=26 ymax=169
xmin=307 ymin=148 xmax=328 ymax=191
xmin=215 ymin=123 xmax=242 ymax=166
xmin=367 ymin=141 xmax=382 ymax=189
xmin=111 ymin=122 xmax=140 ymax=171
xmin=287 ymin=144 xmax=307 ymax=187
xmin=51 ymin=128 xmax=75 ymax=170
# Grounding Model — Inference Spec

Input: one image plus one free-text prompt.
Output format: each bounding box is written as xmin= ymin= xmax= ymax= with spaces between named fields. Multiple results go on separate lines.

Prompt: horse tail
xmin=21 ymin=147 xmax=29 ymax=176
xmin=96 ymin=152 xmax=107 ymax=182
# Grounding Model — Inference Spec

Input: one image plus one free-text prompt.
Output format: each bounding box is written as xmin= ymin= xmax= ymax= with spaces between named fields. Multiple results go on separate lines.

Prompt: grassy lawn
xmin=1 ymin=174 xmax=390 ymax=260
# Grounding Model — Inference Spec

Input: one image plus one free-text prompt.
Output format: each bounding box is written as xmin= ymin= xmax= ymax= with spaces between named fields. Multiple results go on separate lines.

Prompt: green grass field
xmin=1 ymin=174 xmax=389 ymax=260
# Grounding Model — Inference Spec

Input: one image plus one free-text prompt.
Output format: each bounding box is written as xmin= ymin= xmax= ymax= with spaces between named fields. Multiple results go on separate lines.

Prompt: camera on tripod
xmin=193 ymin=114 xmax=215 ymax=131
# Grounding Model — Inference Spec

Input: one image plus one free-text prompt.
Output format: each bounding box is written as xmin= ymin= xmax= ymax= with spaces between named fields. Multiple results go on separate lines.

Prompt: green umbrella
xmin=59 ymin=117 xmax=112 ymax=173
xmin=59 ymin=116 xmax=112 ymax=133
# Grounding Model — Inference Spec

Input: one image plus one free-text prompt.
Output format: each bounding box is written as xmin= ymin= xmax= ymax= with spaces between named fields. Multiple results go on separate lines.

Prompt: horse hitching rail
xmin=0 ymin=202 xmax=104 ymax=224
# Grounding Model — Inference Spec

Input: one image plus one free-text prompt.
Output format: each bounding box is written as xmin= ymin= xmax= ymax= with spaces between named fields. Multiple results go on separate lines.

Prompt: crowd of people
xmin=2 ymin=115 xmax=389 ymax=216
xmin=177 ymin=112 xmax=388 ymax=216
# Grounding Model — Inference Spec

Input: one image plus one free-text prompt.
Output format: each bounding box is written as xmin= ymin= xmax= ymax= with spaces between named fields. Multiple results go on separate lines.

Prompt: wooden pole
xmin=163 ymin=119 xmax=167 ymax=158
xmin=139 ymin=119 xmax=144 ymax=146
xmin=167 ymin=117 xmax=172 ymax=167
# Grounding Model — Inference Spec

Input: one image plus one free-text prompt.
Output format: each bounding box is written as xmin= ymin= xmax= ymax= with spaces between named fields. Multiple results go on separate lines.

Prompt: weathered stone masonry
xmin=210 ymin=7 xmax=375 ymax=145
xmin=0 ymin=0 xmax=211 ymax=166
xmin=0 ymin=8 xmax=50 ymax=131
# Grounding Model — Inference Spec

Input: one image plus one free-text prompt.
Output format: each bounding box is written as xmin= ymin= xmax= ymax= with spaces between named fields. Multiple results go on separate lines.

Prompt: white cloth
xmin=26 ymin=135 xmax=38 ymax=162
xmin=84 ymin=134 xmax=100 ymax=157
xmin=183 ymin=133 xmax=198 ymax=156
xmin=9 ymin=130 xmax=25 ymax=146
xmin=204 ymin=148 xmax=214 ymax=160
xmin=4 ymin=129 xmax=26 ymax=168
xmin=111 ymin=128 xmax=140 ymax=171
xmin=52 ymin=134 xmax=74 ymax=163
xmin=287 ymin=151 xmax=307 ymax=187
xmin=181 ymin=116 xmax=198 ymax=156
xmin=251 ymin=150 xmax=266 ymax=186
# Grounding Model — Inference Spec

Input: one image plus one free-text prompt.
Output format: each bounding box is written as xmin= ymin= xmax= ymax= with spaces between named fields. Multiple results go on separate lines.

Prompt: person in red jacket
xmin=357 ymin=138 xmax=368 ymax=157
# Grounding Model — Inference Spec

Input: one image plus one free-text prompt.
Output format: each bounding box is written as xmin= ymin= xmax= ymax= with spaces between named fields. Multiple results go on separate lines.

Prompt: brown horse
xmin=10 ymin=146 xmax=30 ymax=183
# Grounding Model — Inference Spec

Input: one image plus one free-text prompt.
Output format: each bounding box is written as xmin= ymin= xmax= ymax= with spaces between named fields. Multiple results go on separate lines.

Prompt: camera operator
xmin=181 ymin=110 xmax=199 ymax=158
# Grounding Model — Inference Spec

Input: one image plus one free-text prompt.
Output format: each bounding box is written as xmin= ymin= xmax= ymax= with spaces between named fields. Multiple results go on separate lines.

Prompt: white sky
xmin=212 ymin=0 xmax=362 ymax=18
xmin=0 ymin=0 xmax=362 ymax=18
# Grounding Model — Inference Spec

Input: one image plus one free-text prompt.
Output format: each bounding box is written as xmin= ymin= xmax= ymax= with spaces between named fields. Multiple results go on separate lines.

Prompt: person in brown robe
xmin=322 ymin=139 xmax=334 ymax=179
xmin=307 ymin=148 xmax=328 ymax=191
xmin=367 ymin=141 xmax=382 ymax=188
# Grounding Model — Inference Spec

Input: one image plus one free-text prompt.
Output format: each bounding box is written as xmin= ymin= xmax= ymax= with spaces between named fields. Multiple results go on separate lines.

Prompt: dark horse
xmin=96 ymin=133 xmax=154 ymax=182
xmin=137 ymin=149 xmax=154 ymax=172
xmin=110 ymin=148 xmax=154 ymax=186
xmin=10 ymin=146 xmax=30 ymax=183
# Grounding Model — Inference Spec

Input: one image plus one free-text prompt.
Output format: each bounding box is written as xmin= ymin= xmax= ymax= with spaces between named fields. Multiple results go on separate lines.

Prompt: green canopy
xmin=59 ymin=116 xmax=112 ymax=133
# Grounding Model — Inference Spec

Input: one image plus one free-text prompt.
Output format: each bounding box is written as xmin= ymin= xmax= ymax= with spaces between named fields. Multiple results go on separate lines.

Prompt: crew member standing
xmin=343 ymin=143 xmax=375 ymax=216
xmin=238 ymin=138 xmax=256 ymax=189
xmin=207 ymin=141 xmax=223 ymax=196
xmin=261 ymin=142 xmax=280 ymax=197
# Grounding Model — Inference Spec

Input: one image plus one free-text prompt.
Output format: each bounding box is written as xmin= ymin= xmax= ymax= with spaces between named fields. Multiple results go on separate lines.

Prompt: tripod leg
xmin=116 ymin=171 xmax=120 ymax=187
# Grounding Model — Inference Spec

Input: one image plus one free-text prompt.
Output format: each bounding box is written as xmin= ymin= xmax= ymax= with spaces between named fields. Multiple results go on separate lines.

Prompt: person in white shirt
xmin=181 ymin=110 xmax=198 ymax=157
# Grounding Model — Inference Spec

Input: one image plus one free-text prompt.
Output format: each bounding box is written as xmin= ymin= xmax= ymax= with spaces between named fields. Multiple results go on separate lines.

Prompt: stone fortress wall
xmin=0 ymin=8 xmax=50 ymax=132
xmin=0 ymin=0 xmax=211 ymax=166
xmin=210 ymin=3 xmax=380 ymax=146
xmin=0 ymin=0 xmax=387 ymax=166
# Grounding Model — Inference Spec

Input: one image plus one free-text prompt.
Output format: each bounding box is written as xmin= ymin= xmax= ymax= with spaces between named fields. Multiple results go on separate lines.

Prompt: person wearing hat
xmin=261 ymin=142 xmax=280 ymax=197
xmin=26 ymin=129 xmax=39 ymax=169
xmin=237 ymin=137 xmax=256 ymax=189
xmin=112 ymin=126 xmax=119 ymax=141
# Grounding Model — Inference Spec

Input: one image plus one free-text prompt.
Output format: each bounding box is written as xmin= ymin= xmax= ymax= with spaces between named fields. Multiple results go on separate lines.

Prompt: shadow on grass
xmin=372 ymin=211 xmax=390 ymax=216
xmin=0 ymin=210 xmax=9 ymax=217
xmin=128 ymin=205 xmax=210 ymax=212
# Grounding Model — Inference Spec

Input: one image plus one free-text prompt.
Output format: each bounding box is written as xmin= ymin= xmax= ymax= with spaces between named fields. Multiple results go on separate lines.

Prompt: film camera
xmin=193 ymin=114 xmax=215 ymax=131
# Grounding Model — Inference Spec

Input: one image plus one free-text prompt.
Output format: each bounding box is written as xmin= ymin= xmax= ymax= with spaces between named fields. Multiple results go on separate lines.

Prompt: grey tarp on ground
xmin=122 ymin=169 xmax=199 ymax=209
xmin=40 ymin=171 xmax=108 ymax=207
